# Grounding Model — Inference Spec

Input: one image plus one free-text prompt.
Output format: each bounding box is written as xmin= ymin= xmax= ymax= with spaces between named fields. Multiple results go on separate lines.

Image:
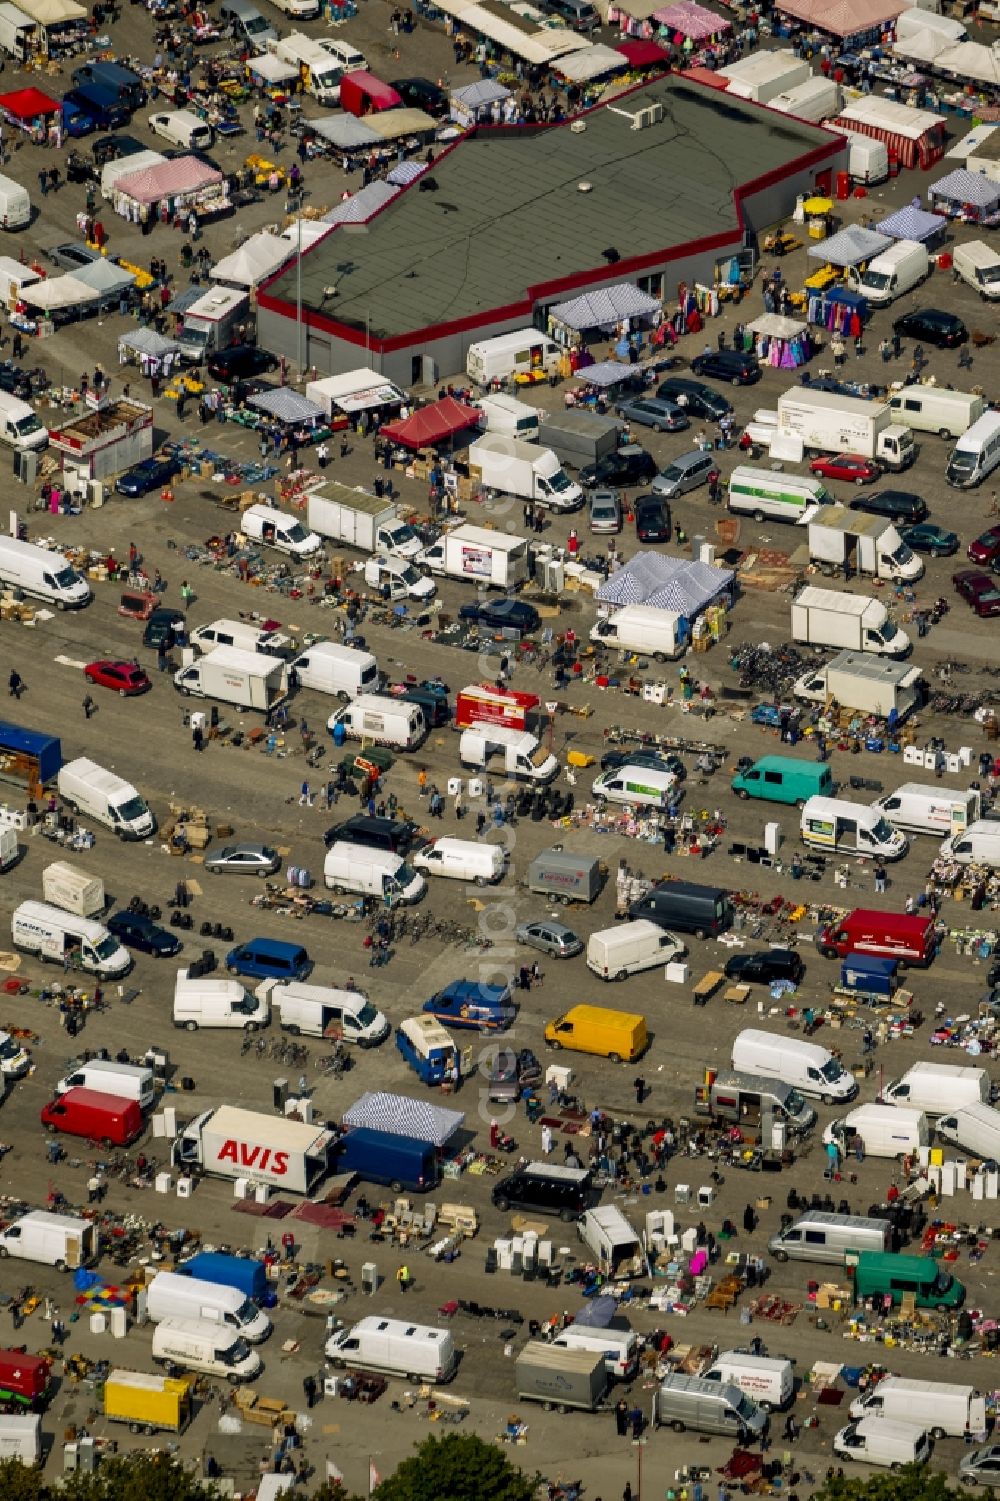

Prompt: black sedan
xmin=459 ymin=598 xmax=540 ymax=634
xmin=689 ymin=349 xmax=761 ymax=385
xmin=116 ymin=456 xmax=183 ymax=498
xmin=849 ymin=490 xmax=928 ymax=525
xmin=142 ymin=607 xmax=185 ymax=649
xmin=656 ymin=377 xmax=732 ymax=420
xmin=389 ymin=77 xmax=449 ymax=116
xmin=635 ymin=494 xmax=671 ymax=543
xmin=892 ymin=308 xmax=968 ymax=348
xmin=106 ymin=910 xmax=183 ymax=957
xmin=724 ymin=948 xmax=804 ymax=986
xmin=899 ymin=523 xmax=960 ymax=557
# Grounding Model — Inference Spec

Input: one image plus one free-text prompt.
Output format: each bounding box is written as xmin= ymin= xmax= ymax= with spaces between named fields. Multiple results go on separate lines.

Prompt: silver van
xmin=768 ymin=1212 xmax=891 ymax=1266
xmin=653 ymin=1374 xmax=768 ymax=1440
xmin=651 ymin=450 xmax=715 ymax=500
xmin=219 ymin=0 xmax=276 ymax=49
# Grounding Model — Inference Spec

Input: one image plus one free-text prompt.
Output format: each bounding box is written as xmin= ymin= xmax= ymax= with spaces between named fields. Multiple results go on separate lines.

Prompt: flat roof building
xmin=258 ymin=75 xmax=844 ymax=386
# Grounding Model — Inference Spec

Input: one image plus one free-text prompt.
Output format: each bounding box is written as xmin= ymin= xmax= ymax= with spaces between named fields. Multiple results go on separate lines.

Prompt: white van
xmin=800 ymin=796 xmax=908 ymax=860
xmin=329 ymin=694 xmax=425 ymax=751
xmin=173 ymin=970 xmax=270 ymax=1031
xmin=289 ymin=640 xmax=378 ymax=700
xmin=147 ymin=109 xmax=214 ymax=150
xmin=879 ymin=1061 xmax=989 ymax=1116
xmin=0 ymin=172 xmax=30 ymax=229
xmin=412 ymin=837 xmax=506 ymax=886
xmin=241 ymin=504 xmax=322 ymax=558
xmin=0 ymin=392 xmax=47 ymax=451
xmin=190 ymin=619 xmax=292 ymax=658
xmin=936 ymin=1100 xmax=1000 ymax=1157
xmin=56 ymin=1060 xmax=154 ymax=1109
xmin=823 ymin=1104 xmax=928 ymax=1159
xmin=586 ymin=920 xmax=684 ymax=981
xmin=0 ymin=535 xmax=90 ymax=609
xmin=768 ymin=1212 xmax=892 ymax=1266
xmin=478 ymin=392 xmax=540 ymax=440
xmin=705 ymin=1352 xmax=794 ymax=1412
xmin=946 ymin=411 xmax=1000 ymax=487
xmin=877 ymin=783 xmax=979 ymax=838
xmin=57 ymin=757 xmax=154 ymax=839
xmin=888 ymin=386 xmax=985 ymax=438
xmin=727 ymin=466 xmax=830 ymax=524
xmin=591 ymin=765 xmax=678 ymax=809
xmin=589 ymin=604 xmax=688 ymax=661
xmin=324 ymin=843 xmax=425 ymax=904
xmin=325 ymin=1316 xmax=458 ymax=1383
xmin=953 ymin=239 xmax=1000 ymax=301
xmin=850 ymin=1378 xmax=986 ymax=1439
xmin=732 ymin=1029 xmax=856 ymax=1104
xmin=834 ymin=1416 xmax=931 ymax=1468
xmin=467 ymin=328 xmax=561 ymax=386
xmin=941 ymin=819 xmax=1000 ymax=867
xmin=265 ymin=979 xmax=389 ymax=1047
xmin=151 ymin=1318 xmax=262 ymax=1384
xmin=12 ymin=900 xmax=131 ymax=978
xmin=317 ymin=35 xmax=367 ymax=73
xmin=552 ymin=1326 xmax=638 ymax=1383
xmin=363 ymin=555 xmax=436 ymax=602
xmin=146 ymin=1271 xmax=271 ymax=1342
xmin=0 ymin=1210 xmax=97 ymax=1269
xmin=854 ymin=240 xmax=928 ymax=306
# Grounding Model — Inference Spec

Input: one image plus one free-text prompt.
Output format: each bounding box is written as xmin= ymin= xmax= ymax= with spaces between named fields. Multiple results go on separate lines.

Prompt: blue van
xmin=225 ymin=938 xmax=311 ymax=982
xmin=731 ymin=756 xmax=834 ymax=807
xmin=334 ymin=1128 xmax=439 ymax=1192
xmin=422 ymin=980 xmax=515 ymax=1033
xmin=71 ymin=62 xmax=145 ymax=113
xmin=63 ymin=86 xmax=129 ymax=131
xmin=62 ymin=95 xmax=97 ymax=137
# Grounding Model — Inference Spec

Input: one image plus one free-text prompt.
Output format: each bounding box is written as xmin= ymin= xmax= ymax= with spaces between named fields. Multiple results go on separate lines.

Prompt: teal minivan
xmin=732 ymin=756 xmax=833 ymax=808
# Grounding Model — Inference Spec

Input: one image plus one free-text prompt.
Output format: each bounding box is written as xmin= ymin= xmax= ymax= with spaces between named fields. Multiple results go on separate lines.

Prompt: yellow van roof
xmin=559 ymin=1005 xmax=645 ymax=1030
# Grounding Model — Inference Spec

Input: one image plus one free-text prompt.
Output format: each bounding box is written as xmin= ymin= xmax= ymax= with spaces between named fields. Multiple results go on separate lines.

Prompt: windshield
xmin=13 ymin=413 xmax=42 ymax=437
xmin=357 ymin=1000 xmax=379 ymax=1028
xmin=286 ymin=522 xmax=306 ymax=543
xmin=871 ymin=815 xmax=895 ymax=844
xmin=0 ymin=1037 xmax=18 ymax=1061
xmin=396 ymin=863 xmax=417 ymax=888
xmin=245 ymin=13 xmax=269 ymax=29
xmin=221 ymin=1336 xmax=252 ymax=1367
xmin=400 ymin=566 xmax=419 ymax=585
xmin=117 ymin=795 xmax=147 ymax=823
xmin=54 ymin=566 xmax=80 ymax=590
xmin=950 ymin=451 xmax=976 ymax=473
xmin=94 ymin=935 xmax=121 ymax=961
xmin=820 ymin=1058 xmax=843 ymax=1083
xmin=234 ymin=1296 xmax=257 ymax=1324
xmin=182 ymin=325 xmax=209 ymax=348
xmin=786 ymin=1087 xmax=807 ymax=1117
xmin=736 ymin=1394 xmax=758 ymax=1421
xmin=388 ymin=522 xmax=416 ymax=544
xmin=978 ymin=266 xmax=1000 ymax=286
xmin=933 ymin=1270 xmax=954 ymax=1294
xmin=891 ymin=543 xmax=912 ymax=564
xmin=549 ymin=469 xmax=571 ymax=492
xmin=862 ymin=270 xmax=890 ymax=292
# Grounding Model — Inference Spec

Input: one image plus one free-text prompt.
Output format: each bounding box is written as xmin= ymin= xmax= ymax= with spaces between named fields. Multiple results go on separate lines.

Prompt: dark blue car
xmin=62 ymin=85 xmax=129 ymax=131
xmin=116 ymin=456 xmax=182 ymax=497
xmin=422 ymin=980 xmax=515 ymax=1032
xmin=106 ymin=910 xmax=183 ymax=957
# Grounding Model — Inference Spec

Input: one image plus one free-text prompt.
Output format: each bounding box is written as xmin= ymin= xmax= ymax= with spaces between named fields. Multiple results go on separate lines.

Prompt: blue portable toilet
xmin=332 ymin=719 xmax=346 ymax=747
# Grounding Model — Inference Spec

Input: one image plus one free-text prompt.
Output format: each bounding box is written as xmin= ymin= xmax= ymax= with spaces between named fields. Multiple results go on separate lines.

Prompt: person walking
xmin=541 ymin=1123 xmax=553 ymax=1155
xmin=633 ymin=1074 xmax=645 ymax=1105
xmin=874 ymin=860 xmax=887 ymax=895
xmin=302 ymin=1374 xmax=317 ymax=1409
xmin=396 ymin=1263 xmax=410 ymax=1294
xmin=8 ymin=670 xmax=22 ymax=699
xmin=82 ymin=694 xmax=96 ymax=719
xmin=299 ymin=781 xmax=313 ymax=806
xmin=192 ymin=724 xmax=205 ymax=752
xmin=615 ymin=1397 xmax=629 ymax=1436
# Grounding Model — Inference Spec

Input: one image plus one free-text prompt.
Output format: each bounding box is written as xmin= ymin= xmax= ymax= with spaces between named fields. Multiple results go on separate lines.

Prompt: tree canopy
xmin=813 ymin=1466 xmax=964 ymax=1501
xmin=372 ymin=1434 xmax=535 ymax=1501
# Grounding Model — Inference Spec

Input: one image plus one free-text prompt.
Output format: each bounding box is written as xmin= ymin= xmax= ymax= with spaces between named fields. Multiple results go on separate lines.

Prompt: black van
xmin=323 ymin=815 xmax=415 ymax=853
xmin=72 ymin=62 xmax=146 ymax=113
xmin=629 ymin=880 xmax=733 ymax=940
xmin=492 ymin=1163 xmax=595 ymax=1222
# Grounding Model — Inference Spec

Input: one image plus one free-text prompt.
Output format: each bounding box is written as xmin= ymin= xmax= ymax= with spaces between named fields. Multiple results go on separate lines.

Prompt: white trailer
xmin=807 ymin=507 xmax=923 ymax=582
xmin=775 ymin=389 xmax=914 ymax=470
xmin=173 ymin=646 xmax=287 ymax=713
xmin=41 ymin=860 xmax=105 ymax=918
xmin=468 ymin=435 xmax=582 ymax=511
xmin=793 ymin=651 xmax=923 ymax=720
xmin=306 ymin=484 xmax=421 ymax=558
xmin=719 ymin=49 xmax=810 ymax=103
xmin=790 ymin=586 xmax=910 ymax=657
xmin=172 ymin=1105 xmax=335 ymax=1194
xmin=417 ymin=524 xmax=529 ymax=588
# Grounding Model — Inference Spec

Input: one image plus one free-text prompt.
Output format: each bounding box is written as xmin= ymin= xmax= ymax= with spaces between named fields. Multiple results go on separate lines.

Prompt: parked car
xmin=515 ymin=920 xmax=583 ymax=958
xmin=599 ymin=749 xmax=685 ymax=779
xmin=953 ymin=570 xmax=1000 ymax=616
xmin=634 ymin=494 xmax=671 ymax=542
xmin=205 ymin=345 xmax=280 ymax=385
xmin=46 ymin=242 xmax=102 ymax=272
xmin=689 ymin=349 xmax=761 ymax=386
xmin=203 ymin=843 xmax=281 ymax=877
xmin=724 ymin=949 xmax=805 ymax=985
xmin=849 ymin=490 xmax=928 ymax=524
xmin=579 ymin=445 xmax=658 ymax=489
xmin=0 ymin=367 xmax=35 ymax=399
xmin=388 ymin=77 xmax=449 ymax=115
xmin=487 ymin=1046 xmax=543 ymax=1103
xmin=805 ymin=375 xmax=874 ymax=399
xmin=968 ymin=524 xmax=1000 ymax=565
xmin=106 ymin=910 xmax=182 ymax=957
xmin=615 ymin=396 xmax=688 ymax=433
xmin=589 ymin=489 xmax=622 ymax=533
xmin=83 ymin=660 xmax=151 ymax=696
xmin=656 ymin=377 xmax=732 ymax=419
xmin=810 ymin=453 xmax=880 ymax=485
xmin=538 ymin=0 xmax=599 ymax=27
xmin=116 ymin=456 xmax=183 ymax=497
xmin=458 ymin=598 xmax=540 ymax=633
xmin=892 ymin=308 xmax=968 ymax=348
xmin=898 ymin=523 xmax=959 ymax=557
xmin=92 ymin=132 xmax=146 ymax=168
xmin=960 ymin=1446 xmax=1000 ymax=1488
xmin=142 ymin=607 xmax=185 ymax=649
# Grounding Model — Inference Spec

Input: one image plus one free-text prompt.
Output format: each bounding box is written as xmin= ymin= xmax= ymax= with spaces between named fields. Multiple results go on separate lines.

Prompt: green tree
xmin=0 ymin=1458 xmax=47 ymax=1501
xmin=62 ymin=1452 xmax=220 ymax=1501
xmin=309 ymin=1482 xmax=364 ymax=1501
xmin=813 ymin=1466 xmax=963 ymax=1501
xmin=372 ymin=1434 xmax=535 ymax=1501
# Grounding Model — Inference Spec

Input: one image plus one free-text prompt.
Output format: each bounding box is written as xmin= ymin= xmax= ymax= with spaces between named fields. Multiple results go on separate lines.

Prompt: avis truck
xmin=172 ymin=1104 xmax=335 ymax=1194
xmin=775 ymin=389 xmax=914 ymax=471
xmin=173 ymin=647 xmax=287 ymax=712
xmin=808 ymin=507 xmax=923 ymax=582
xmin=790 ymin=586 xmax=911 ymax=657
xmin=306 ymin=484 xmax=421 ymax=558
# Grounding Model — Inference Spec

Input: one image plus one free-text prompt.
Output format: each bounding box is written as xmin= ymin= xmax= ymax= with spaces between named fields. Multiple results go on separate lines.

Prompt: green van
xmin=850 ymin=1251 xmax=965 ymax=1310
xmin=731 ymin=756 xmax=833 ymax=808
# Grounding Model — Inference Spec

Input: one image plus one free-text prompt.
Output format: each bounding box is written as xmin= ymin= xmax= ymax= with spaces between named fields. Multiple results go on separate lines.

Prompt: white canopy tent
xmin=555 ymin=43 xmax=627 ymax=80
xmin=933 ymin=40 xmax=1000 ymax=85
xmin=15 ymin=0 xmax=84 ymax=23
xmin=306 ymin=367 xmax=405 ymax=416
xmin=892 ymin=26 xmax=950 ymax=62
xmin=247 ymin=53 xmax=300 ymax=84
xmin=21 ymin=274 xmax=101 ymax=311
xmin=211 ymin=231 xmax=293 ymax=289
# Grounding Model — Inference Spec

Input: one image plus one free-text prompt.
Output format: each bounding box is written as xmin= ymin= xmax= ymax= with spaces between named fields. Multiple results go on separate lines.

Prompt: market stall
xmin=246 ymin=52 xmax=300 ymax=100
xmin=805 ymin=285 xmax=869 ymax=334
xmin=449 ymin=78 xmax=512 ymax=126
xmin=117 ymin=326 xmax=183 ymax=380
xmin=246 ymin=387 xmax=326 ymax=447
xmin=597 ymin=551 xmax=735 ymax=615
xmin=379 ymin=396 xmax=481 ymax=451
xmin=50 ymin=399 xmax=154 ymax=487
xmin=875 ymin=201 xmax=947 ymax=242
xmin=101 ymin=150 xmax=166 ymax=201
xmin=73 ymin=257 xmax=136 ymax=311
xmin=928 ymin=168 xmax=1000 ymax=223
xmin=108 ymin=156 xmax=229 ymax=231
xmin=306 ymin=368 xmax=406 ymax=422
xmin=211 ymin=231 xmax=292 ymax=290
xmin=9 ymin=0 xmax=86 ymax=53
xmin=20 ymin=273 xmax=102 ymax=326
xmin=553 ymin=44 xmax=630 ymax=90
xmin=933 ymin=40 xmax=1000 ymax=91
xmin=614 ymin=38 xmax=670 ymax=72
xmin=807 ymin=225 xmax=893 ymax=268
xmin=775 ymin=0 xmax=906 ymax=45
xmin=831 ymin=96 xmax=946 ymax=170
xmin=744 ymin=312 xmax=813 ymax=369
xmin=547 ymin=282 xmax=662 ymax=352
xmin=607 ymin=0 xmax=667 ymax=42
xmin=654 ymin=2 xmax=730 ymax=61
xmin=0 ymin=85 xmax=58 ymax=145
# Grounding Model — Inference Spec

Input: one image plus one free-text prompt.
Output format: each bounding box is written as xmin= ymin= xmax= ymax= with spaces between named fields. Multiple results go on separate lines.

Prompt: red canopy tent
xmin=0 ymin=87 xmax=59 ymax=119
xmin=380 ymin=397 xmax=481 ymax=450
xmin=615 ymin=39 xmax=670 ymax=67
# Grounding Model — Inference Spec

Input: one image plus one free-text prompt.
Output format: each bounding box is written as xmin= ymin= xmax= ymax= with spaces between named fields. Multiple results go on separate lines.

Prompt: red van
xmin=817 ymin=908 xmax=937 ymax=968
xmin=0 ymin=1349 xmax=53 ymax=1412
xmin=40 ymin=1087 xmax=143 ymax=1146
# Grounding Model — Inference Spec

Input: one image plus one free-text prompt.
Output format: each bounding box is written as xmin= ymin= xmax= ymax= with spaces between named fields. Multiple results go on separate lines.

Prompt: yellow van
xmin=544 ymin=1005 xmax=647 ymax=1063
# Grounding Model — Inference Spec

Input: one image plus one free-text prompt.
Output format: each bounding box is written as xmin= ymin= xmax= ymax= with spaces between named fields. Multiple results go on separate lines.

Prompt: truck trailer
xmin=172 ymin=1105 xmax=335 ymax=1194
xmin=808 ymin=507 xmax=923 ymax=583
xmin=793 ymin=651 xmax=923 ymax=721
xmin=417 ymin=524 xmax=529 ymax=588
xmin=536 ymin=411 xmax=621 ymax=470
xmin=790 ymin=587 xmax=910 ymax=657
xmin=775 ymin=389 xmax=914 ymax=470
xmin=306 ymin=484 xmax=421 ymax=558
xmin=173 ymin=646 xmax=287 ymax=712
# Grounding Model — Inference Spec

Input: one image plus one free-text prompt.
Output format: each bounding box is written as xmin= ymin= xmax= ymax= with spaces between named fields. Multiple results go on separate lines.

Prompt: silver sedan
xmin=202 ymin=842 xmax=281 ymax=877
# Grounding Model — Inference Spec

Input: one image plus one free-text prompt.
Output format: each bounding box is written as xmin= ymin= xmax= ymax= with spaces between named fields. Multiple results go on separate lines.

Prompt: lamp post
xmin=295 ymin=212 xmax=303 ymax=382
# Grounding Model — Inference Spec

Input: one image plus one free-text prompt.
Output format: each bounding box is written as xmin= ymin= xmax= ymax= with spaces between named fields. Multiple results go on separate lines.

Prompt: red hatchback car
xmin=809 ymin=453 xmax=880 ymax=485
xmin=84 ymin=659 xmax=151 ymax=696
xmin=967 ymin=524 xmax=1000 ymax=566
xmin=953 ymin=570 xmax=1000 ymax=618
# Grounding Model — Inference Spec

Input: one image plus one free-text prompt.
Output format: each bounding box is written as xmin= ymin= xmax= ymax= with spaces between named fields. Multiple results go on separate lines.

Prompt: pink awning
xmin=653 ymin=2 xmax=730 ymax=38
xmin=778 ymin=0 xmax=906 ymax=37
xmin=112 ymin=156 xmax=223 ymax=204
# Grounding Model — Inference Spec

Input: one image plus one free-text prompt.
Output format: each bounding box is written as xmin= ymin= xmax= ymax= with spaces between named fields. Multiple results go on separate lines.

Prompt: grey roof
xmin=248 ymin=387 xmax=324 ymax=423
xmin=265 ymin=75 xmax=834 ymax=340
xmin=73 ymin=258 xmax=134 ymax=293
xmin=550 ymin=281 xmax=660 ymax=330
xmin=117 ymin=326 xmax=181 ymax=357
xmin=451 ymin=79 xmax=511 ymax=107
xmin=323 ymin=180 xmax=399 ymax=225
xmin=930 ymin=168 xmax=1000 ymax=208
xmin=807 ymin=224 xmax=892 ymax=265
xmin=312 ymin=114 xmax=379 ymax=149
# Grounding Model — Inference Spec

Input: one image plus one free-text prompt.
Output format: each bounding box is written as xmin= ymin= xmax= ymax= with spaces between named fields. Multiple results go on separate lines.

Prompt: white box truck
xmin=720 ymin=48 xmax=809 ymax=103
xmin=0 ymin=5 xmax=37 ymax=63
xmin=732 ymin=1029 xmax=857 ymax=1104
xmin=846 ymin=239 xmax=929 ymax=306
xmin=173 ymin=646 xmax=287 ymax=713
xmin=459 ymin=725 xmax=558 ymax=783
xmin=790 ymin=587 xmax=910 ymax=657
xmin=42 ymin=861 xmax=105 ymax=918
xmin=889 ymin=386 xmax=984 ymax=437
xmin=876 ymin=784 xmax=979 ymax=837
xmin=793 ymin=651 xmax=923 ymax=721
xmin=808 ymin=508 xmax=923 ymax=583
xmin=469 ymin=435 xmax=582 ymax=511
xmin=935 ymin=1101 xmax=1000 ymax=1156
xmin=172 ymin=1105 xmax=335 ymax=1194
xmin=0 ymin=1210 xmax=97 ymax=1269
xmin=327 ymin=693 xmax=426 ymax=750
xmin=769 ymin=74 xmax=840 ymax=121
xmin=849 ymin=1378 xmax=986 ymax=1440
xmin=705 ymin=1352 xmax=794 ymax=1411
xmin=728 ymin=466 xmax=831 ymax=525
xmin=0 ymin=1414 xmax=40 ymax=1463
xmin=416 ymin=524 xmax=528 ymax=588
xmin=775 ymin=389 xmax=914 ymax=471
xmin=579 ymin=1205 xmax=643 ymax=1276
xmin=590 ymin=604 xmax=689 ymax=660
xmin=176 ymin=287 xmax=249 ymax=363
xmin=879 ymin=1062 xmax=989 ymax=1116
xmin=306 ymin=484 xmax=422 ymax=558
xmin=466 ymin=328 xmax=560 ymax=386
xmin=57 ymin=757 xmax=155 ymax=839
xmin=586 ymin=920 xmax=684 ymax=981
xmin=146 ymin=1270 xmax=271 ymax=1341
